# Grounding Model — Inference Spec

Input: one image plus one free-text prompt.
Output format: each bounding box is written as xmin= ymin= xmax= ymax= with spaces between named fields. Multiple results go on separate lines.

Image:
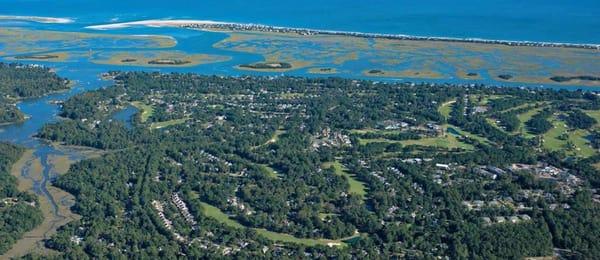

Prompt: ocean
xmin=1 ymin=0 xmax=599 ymax=43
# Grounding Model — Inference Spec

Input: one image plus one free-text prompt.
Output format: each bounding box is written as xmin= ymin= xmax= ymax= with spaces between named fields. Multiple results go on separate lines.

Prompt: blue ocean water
xmin=1 ymin=0 xmax=599 ymax=43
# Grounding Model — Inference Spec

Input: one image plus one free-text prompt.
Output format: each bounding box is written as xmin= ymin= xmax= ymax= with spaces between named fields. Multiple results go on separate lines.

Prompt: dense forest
xmin=0 ymin=143 xmax=43 ymax=254
xmin=0 ymin=63 xmax=70 ymax=124
xmin=0 ymin=102 xmax=25 ymax=124
xmin=21 ymin=72 xmax=600 ymax=258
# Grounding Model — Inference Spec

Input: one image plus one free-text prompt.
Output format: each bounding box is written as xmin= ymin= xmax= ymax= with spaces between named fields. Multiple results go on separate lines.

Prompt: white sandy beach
xmin=85 ymin=19 xmax=229 ymax=30
xmin=84 ymin=18 xmax=600 ymax=49
xmin=0 ymin=15 xmax=74 ymax=24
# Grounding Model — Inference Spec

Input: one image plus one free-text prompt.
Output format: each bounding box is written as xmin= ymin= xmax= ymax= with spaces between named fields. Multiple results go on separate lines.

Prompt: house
xmin=435 ymin=163 xmax=450 ymax=170
xmin=495 ymin=216 xmax=506 ymax=223
xmin=482 ymin=217 xmax=492 ymax=225
xmin=486 ymin=166 xmax=506 ymax=175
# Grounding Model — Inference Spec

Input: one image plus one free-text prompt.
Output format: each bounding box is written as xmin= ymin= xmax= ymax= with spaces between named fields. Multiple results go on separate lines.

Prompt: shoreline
xmin=85 ymin=19 xmax=600 ymax=50
xmin=0 ymin=15 xmax=74 ymax=24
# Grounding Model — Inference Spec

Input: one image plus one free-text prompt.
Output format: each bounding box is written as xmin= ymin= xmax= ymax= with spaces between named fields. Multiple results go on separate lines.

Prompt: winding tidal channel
xmin=0 ymin=65 xmax=106 ymax=257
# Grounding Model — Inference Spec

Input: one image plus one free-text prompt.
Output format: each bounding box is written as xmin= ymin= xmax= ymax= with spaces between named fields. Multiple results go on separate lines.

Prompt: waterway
xmin=0 ymin=1 xmax=598 ymax=256
xmin=0 ymin=62 xmax=107 ymax=257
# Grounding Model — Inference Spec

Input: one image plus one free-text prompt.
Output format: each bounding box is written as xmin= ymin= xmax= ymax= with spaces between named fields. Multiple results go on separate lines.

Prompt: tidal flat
xmin=90 ymin=51 xmax=231 ymax=67
xmin=4 ymin=151 xmax=74 ymax=258
xmin=212 ymin=31 xmax=600 ymax=86
xmin=363 ymin=69 xmax=445 ymax=79
xmin=6 ymin=52 xmax=71 ymax=62
xmin=4 ymin=146 xmax=104 ymax=258
xmin=214 ymin=32 xmax=368 ymax=72
xmin=0 ymin=24 xmax=597 ymax=87
xmin=0 ymin=28 xmax=177 ymax=56
xmin=307 ymin=67 xmax=339 ymax=74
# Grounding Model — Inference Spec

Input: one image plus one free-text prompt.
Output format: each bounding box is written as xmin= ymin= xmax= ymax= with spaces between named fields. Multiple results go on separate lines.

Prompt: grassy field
xmin=438 ymin=100 xmax=455 ymax=119
xmin=585 ymin=110 xmax=600 ymax=129
xmin=487 ymin=105 xmax=546 ymax=138
xmin=358 ymin=137 xmax=402 ymax=145
xmin=500 ymin=103 xmax=534 ymax=113
xmin=516 ymin=107 xmax=543 ymax=124
xmin=543 ymin=117 xmax=595 ymax=158
xmin=268 ymin=129 xmax=285 ymax=143
xmin=515 ymin=106 xmax=546 ymax=137
xmin=400 ymin=133 xmax=475 ymax=150
xmin=200 ymin=202 xmax=245 ymax=228
xmin=258 ymin=164 xmax=280 ymax=178
xmin=355 ymin=125 xmax=483 ymax=150
xmin=131 ymin=101 xmax=154 ymax=123
xmin=200 ymin=202 xmax=352 ymax=247
xmin=350 ymin=128 xmax=404 ymax=136
xmin=150 ymin=118 xmax=189 ymax=130
xmin=449 ymin=125 xmax=493 ymax=145
xmin=322 ymin=161 xmax=368 ymax=198
xmin=318 ymin=213 xmax=339 ymax=220
xmin=255 ymin=129 xmax=286 ymax=149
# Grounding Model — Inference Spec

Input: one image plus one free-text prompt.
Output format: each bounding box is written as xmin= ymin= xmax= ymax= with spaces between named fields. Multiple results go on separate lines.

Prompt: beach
xmin=85 ymin=19 xmax=600 ymax=50
xmin=0 ymin=15 xmax=74 ymax=24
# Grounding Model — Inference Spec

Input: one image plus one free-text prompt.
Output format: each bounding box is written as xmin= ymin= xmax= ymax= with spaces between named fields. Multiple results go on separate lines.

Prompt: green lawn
xmin=400 ymin=134 xmax=474 ymax=150
xmin=499 ymin=103 xmax=532 ymax=113
xmin=255 ymin=129 xmax=286 ymax=148
xmin=569 ymin=129 xmax=596 ymax=158
xmin=479 ymin=95 xmax=505 ymax=105
xmin=357 ymin=126 xmax=480 ymax=150
xmin=131 ymin=101 xmax=154 ymax=123
xmin=446 ymin=125 xmax=494 ymax=146
xmin=486 ymin=118 xmax=505 ymax=131
xmin=515 ymin=106 xmax=545 ymax=137
xmin=318 ymin=213 xmax=339 ymax=220
xmin=487 ymin=104 xmax=546 ymax=138
xmin=200 ymin=202 xmax=352 ymax=247
xmin=322 ymin=161 xmax=368 ymax=198
xmin=270 ymin=129 xmax=285 ymax=142
xmin=201 ymin=202 xmax=245 ymax=229
xmin=356 ymin=123 xmax=492 ymax=150
xmin=351 ymin=128 xmax=392 ymax=135
xmin=350 ymin=128 xmax=411 ymax=138
xmin=584 ymin=110 xmax=600 ymax=129
xmin=150 ymin=118 xmax=189 ymax=129
xmin=543 ymin=116 xmax=595 ymax=158
xmin=516 ymin=107 xmax=543 ymax=124
xmin=358 ymin=137 xmax=402 ymax=145
xmin=438 ymin=100 xmax=455 ymax=119
xmin=544 ymin=119 xmax=566 ymax=149
xmin=258 ymin=164 xmax=280 ymax=178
